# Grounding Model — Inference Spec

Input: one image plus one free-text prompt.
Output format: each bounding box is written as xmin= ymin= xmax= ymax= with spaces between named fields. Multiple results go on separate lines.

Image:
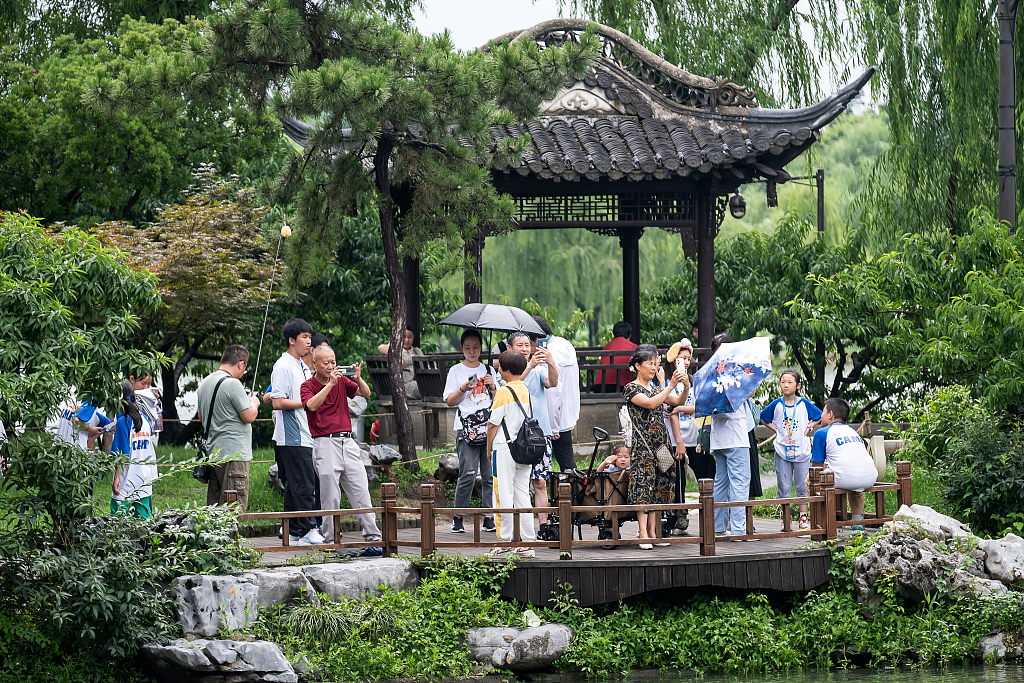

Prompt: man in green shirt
xmin=196 ymin=345 xmax=261 ymax=511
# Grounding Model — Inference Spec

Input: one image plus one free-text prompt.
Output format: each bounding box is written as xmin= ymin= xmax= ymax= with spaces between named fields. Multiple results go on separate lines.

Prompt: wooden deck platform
xmin=247 ymin=512 xmax=846 ymax=607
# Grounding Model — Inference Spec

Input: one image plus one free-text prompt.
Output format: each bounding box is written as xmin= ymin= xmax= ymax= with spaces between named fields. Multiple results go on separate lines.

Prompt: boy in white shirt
xmin=811 ymin=397 xmax=878 ymax=531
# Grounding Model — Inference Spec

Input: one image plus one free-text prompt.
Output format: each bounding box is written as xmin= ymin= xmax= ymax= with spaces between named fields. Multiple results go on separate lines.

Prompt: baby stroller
xmin=547 ymin=427 xmax=636 ymax=550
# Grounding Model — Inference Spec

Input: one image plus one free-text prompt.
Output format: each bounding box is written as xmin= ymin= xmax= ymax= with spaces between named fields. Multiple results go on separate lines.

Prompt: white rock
xmin=891 ymin=504 xmax=972 ymax=542
xmin=980 ymin=534 xmax=1024 ymax=584
xmin=243 ymin=567 xmax=320 ymax=608
xmin=172 ymin=574 xmax=259 ymax=637
xmin=466 ymin=625 xmax=574 ymax=672
xmin=203 ymin=639 xmax=239 ymax=665
xmin=977 ymin=632 xmax=1007 ymax=661
xmin=369 ymin=444 xmax=402 ymax=467
xmin=139 ymin=638 xmax=297 ymax=682
xmin=503 ymin=625 xmax=575 ymax=670
xmin=301 ymin=558 xmax=419 ymax=601
xmin=239 ymin=641 xmax=293 ymax=673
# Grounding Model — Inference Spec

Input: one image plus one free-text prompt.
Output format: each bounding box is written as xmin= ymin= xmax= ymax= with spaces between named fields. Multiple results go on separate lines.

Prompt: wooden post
xmin=404 ymin=256 xmax=421 ymax=347
xmin=334 ymin=515 xmax=342 ymax=545
xmin=745 ymin=505 xmax=754 ymax=537
xmin=896 ymin=461 xmax=913 ymax=508
xmin=420 ymin=484 xmax=435 ymax=557
xmin=696 ymin=189 xmax=716 ymax=357
xmin=558 ymin=482 xmax=572 ymax=559
xmin=820 ymin=471 xmax=837 ymax=541
xmin=698 ymin=478 xmax=715 ymax=556
xmin=782 ymin=502 xmax=791 ymax=533
xmin=808 ymin=467 xmax=821 ymax=536
xmin=619 ymin=228 xmax=642 ymax=344
xmin=282 ymin=518 xmax=290 ymax=547
xmin=998 ymin=0 xmax=1018 ymax=233
xmin=224 ymin=490 xmax=238 ymax=505
xmin=381 ymin=483 xmax=397 ymax=557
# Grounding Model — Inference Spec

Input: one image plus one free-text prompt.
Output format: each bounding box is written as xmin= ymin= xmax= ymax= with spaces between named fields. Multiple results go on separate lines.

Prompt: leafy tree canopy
xmin=91 ymin=2 xmax=600 ymax=459
xmin=92 ymin=165 xmax=278 ymax=444
xmin=0 ymin=16 xmax=284 ymax=226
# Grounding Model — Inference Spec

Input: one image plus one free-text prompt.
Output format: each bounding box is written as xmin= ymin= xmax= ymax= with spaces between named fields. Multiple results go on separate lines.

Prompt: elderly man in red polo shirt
xmin=301 ymin=345 xmax=381 ymax=553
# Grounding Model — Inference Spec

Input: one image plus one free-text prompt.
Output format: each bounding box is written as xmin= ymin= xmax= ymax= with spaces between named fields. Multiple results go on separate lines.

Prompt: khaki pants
xmin=207 ymin=460 xmax=250 ymax=512
xmin=313 ymin=435 xmax=381 ymax=542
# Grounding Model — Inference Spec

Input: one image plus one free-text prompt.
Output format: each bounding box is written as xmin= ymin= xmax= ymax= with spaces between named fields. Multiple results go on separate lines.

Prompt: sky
xmin=413 ymin=0 xmax=564 ymax=50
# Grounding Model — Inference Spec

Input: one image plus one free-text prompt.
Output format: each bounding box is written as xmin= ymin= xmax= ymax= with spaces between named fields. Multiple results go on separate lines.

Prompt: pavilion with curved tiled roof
xmin=285 ymin=19 xmax=873 ymax=351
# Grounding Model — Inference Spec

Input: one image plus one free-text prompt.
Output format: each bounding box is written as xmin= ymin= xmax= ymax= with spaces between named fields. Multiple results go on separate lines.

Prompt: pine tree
xmin=92 ymin=3 xmax=599 ymax=462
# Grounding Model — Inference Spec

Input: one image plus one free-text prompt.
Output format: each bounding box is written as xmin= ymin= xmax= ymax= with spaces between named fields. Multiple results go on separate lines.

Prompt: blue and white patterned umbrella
xmin=692 ymin=336 xmax=772 ymax=417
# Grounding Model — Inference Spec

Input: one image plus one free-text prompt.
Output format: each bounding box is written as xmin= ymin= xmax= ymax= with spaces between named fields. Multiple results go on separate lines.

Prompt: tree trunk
xmin=812 ymin=338 xmax=827 ymax=406
xmin=375 ymin=136 xmax=419 ymax=470
xmin=157 ymin=335 xmax=208 ymax=446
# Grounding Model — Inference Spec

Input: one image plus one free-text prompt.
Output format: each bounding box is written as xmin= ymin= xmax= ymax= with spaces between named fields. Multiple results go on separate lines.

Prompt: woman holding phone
xmin=444 ymin=329 xmax=498 ymax=534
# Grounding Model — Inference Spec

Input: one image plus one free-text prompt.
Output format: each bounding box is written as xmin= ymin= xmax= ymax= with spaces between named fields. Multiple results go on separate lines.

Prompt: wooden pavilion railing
xmin=238 ymin=462 xmax=914 ymax=558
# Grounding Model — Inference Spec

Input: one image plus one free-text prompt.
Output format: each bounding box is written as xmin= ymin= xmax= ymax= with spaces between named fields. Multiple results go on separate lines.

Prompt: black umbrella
xmin=438 ymin=303 xmax=544 ymax=335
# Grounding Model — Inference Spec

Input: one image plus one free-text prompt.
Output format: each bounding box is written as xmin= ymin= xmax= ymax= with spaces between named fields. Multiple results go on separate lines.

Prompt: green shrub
xmin=941 ymin=419 xmax=1024 ymax=535
xmin=899 ymin=385 xmax=993 ymax=469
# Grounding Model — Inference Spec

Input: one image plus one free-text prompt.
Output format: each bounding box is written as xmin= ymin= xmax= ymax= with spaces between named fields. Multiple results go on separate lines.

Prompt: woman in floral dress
xmin=623 ymin=344 xmax=690 ymax=549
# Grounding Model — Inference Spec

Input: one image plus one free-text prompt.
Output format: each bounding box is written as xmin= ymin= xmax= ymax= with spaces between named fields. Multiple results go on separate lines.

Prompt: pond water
xmin=545 ymin=665 xmax=1024 ymax=683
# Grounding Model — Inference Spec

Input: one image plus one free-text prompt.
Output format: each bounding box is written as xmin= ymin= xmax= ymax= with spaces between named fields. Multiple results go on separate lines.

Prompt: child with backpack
xmin=759 ymin=370 xmax=822 ymax=530
xmin=486 ymin=349 xmax=545 ymax=559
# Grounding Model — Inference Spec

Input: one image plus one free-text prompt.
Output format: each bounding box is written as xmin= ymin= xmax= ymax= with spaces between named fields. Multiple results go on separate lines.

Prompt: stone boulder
xmin=139 ymin=638 xmax=297 ymax=683
xmin=301 ymin=558 xmax=419 ymax=601
xmin=369 ymin=444 xmax=402 ymax=468
xmin=267 ymin=463 xmax=284 ymax=494
xmin=976 ymin=633 xmax=1007 ymax=661
xmin=436 ymin=454 xmax=459 ymax=484
xmin=172 ymin=574 xmax=259 ymax=637
xmin=979 ymin=533 xmax=1024 ymax=584
xmin=888 ymin=504 xmax=973 ymax=543
xmin=466 ymin=624 xmax=574 ymax=672
xmin=853 ymin=530 xmax=1006 ymax=606
xmin=242 ymin=567 xmax=319 ymax=609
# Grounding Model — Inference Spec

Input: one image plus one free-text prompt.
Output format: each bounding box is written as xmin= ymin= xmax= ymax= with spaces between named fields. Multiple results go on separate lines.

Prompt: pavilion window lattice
xmin=512 ymin=192 xmax=695 ymax=234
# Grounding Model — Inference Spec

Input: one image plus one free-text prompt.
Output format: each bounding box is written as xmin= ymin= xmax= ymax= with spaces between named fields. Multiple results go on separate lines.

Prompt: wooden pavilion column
xmin=695 ymin=189 xmax=716 ymax=358
xmin=464 ymin=231 xmax=484 ymax=304
xmin=404 ymin=256 xmax=420 ymax=346
xmin=619 ymin=228 xmax=642 ymax=344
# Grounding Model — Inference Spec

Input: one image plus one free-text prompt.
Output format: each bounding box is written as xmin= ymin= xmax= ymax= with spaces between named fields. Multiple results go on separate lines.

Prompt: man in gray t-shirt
xmin=197 ymin=344 xmax=260 ymax=511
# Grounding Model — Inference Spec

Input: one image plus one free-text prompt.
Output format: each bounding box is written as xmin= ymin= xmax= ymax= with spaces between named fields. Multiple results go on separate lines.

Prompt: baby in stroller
xmin=597 ymin=446 xmax=631 ymax=473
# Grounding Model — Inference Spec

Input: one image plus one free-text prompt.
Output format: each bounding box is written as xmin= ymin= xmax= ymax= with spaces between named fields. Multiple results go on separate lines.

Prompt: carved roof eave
xmin=483 ymin=18 xmax=717 ymax=91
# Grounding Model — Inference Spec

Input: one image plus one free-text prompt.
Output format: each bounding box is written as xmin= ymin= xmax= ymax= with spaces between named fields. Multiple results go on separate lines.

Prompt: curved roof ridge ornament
xmin=481 ymin=18 xmax=757 ymax=111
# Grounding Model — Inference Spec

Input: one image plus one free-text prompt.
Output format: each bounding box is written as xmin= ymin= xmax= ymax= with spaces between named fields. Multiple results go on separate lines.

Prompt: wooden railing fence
xmin=237 ymin=462 xmax=914 ymax=559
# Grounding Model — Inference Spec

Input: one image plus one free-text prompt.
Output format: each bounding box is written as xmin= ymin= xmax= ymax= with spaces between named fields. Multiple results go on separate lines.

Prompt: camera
xmin=340 ymin=366 xmax=358 ymax=377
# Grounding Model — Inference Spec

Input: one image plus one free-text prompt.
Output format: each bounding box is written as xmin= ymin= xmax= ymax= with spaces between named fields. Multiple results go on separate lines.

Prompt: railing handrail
xmin=237 ymin=462 xmax=914 ymax=557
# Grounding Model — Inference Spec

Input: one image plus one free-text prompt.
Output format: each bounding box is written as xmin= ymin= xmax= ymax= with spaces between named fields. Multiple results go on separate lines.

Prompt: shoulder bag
xmin=192 ymin=375 xmax=229 ymax=483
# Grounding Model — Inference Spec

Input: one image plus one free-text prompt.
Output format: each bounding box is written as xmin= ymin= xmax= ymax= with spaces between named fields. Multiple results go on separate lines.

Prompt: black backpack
xmin=500 ymin=389 xmax=547 ymax=465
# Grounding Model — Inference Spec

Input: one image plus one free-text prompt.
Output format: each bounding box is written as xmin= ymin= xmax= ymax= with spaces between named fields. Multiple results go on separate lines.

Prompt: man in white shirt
xmin=532 ymin=316 xmax=581 ymax=473
xmin=708 ymin=334 xmax=752 ymax=536
xmin=270 ymin=317 xmax=323 ymax=545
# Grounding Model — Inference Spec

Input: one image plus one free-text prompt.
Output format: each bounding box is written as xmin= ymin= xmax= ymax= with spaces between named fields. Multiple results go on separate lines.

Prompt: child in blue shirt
xmin=760 ymin=370 xmax=821 ymax=530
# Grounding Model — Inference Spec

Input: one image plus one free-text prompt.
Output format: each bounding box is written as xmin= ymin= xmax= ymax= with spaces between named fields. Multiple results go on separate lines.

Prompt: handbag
xmin=632 ymin=407 xmax=674 ymax=474
xmin=193 ymin=375 xmax=228 ymax=484
xmin=459 ymin=408 xmax=490 ymax=446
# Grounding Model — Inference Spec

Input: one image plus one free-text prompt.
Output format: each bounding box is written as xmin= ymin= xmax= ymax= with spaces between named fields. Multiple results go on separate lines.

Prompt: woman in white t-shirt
xmin=443 ymin=329 xmax=497 ymax=534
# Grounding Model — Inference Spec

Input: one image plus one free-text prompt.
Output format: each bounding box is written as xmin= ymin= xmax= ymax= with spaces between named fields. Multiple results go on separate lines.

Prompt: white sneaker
xmin=308 ymin=529 xmax=326 ymax=544
xmin=290 ymin=530 xmax=323 ymax=545
xmin=511 ymin=547 xmax=535 ymax=558
xmin=485 ymin=546 xmax=510 ymax=560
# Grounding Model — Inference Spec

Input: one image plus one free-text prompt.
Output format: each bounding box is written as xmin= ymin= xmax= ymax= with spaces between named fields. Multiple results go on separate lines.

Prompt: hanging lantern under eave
xmin=729 ymin=192 xmax=746 ymax=219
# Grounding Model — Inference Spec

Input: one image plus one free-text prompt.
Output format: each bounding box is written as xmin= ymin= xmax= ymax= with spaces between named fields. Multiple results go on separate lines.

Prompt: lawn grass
xmin=752 ymin=458 xmax=946 ymax=519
